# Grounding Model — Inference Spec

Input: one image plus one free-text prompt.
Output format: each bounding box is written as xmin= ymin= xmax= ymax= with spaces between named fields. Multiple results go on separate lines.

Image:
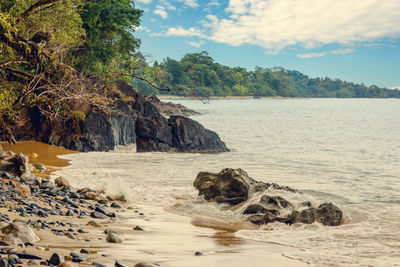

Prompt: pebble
xmin=115 ymin=260 xmax=127 ymax=267
xmin=110 ymin=202 xmax=121 ymax=208
xmin=92 ymin=262 xmax=106 ymax=267
xmin=48 ymin=253 xmax=63 ymax=265
xmin=16 ymin=253 xmax=42 ymax=260
xmin=90 ymin=211 xmax=108 ymax=219
xmin=79 ymin=249 xmax=89 ymax=254
xmin=106 ymin=233 xmax=122 ymax=243
xmin=133 ymin=225 xmax=143 ymax=231
xmin=134 ymin=262 xmax=154 ymax=267
xmin=195 ymin=251 xmax=202 ymax=256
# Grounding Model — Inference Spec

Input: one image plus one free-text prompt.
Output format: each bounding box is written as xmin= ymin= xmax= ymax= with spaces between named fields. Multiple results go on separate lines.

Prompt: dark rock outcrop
xmin=147 ymin=95 xmax=200 ymax=117
xmin=136 ymin=115 xmax=229 ymax=153
xmin=5 ymin=80 xmax=228 ymax=153
xmin=193 ymin=168 xmax=343 ymax=226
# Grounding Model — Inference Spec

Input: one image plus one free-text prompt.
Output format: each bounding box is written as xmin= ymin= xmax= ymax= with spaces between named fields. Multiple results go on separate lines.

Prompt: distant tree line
xmin=135 ymin=51 xmax=400 ymax=98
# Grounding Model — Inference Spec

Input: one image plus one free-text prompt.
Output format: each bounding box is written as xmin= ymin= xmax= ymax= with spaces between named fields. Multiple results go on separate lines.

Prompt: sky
xmin=134 ymin=0 xmax=400 ymax=88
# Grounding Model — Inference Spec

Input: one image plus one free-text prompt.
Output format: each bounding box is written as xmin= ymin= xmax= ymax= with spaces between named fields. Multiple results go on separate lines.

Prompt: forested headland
xmin=1 ymin=0 xmax=399 ymax=142
xmin=135 ymin=51 xmax=400 ymax=98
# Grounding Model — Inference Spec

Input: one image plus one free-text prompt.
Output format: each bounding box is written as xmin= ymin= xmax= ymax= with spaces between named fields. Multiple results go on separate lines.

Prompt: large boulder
xmin=194 ymin=168 xmax=264 ymax=204
xmin=0 ymin=150 xmax=31 ymax=178
xmin=1 ymin=223 xmax=40 ymax=245
xmin=136 ymin=115 xmax=229 ymax=153
xmin=193 ymin=168 xmax=343 ymax=227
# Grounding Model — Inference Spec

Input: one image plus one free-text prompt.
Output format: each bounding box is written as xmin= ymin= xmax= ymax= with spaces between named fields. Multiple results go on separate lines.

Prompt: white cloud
xmin=165 ymin=26 xmax=206 ymax=38
xmin=185 ymin=40 xmax=205 ymax=47
xmin=160 ymin=0 xmax=176 ymax=10
xmin=166 ymin=0 xmax=400 ymax=54
xmin=154 ymin=5 xmax=168 ymax=19
xmin=136 ymin=0 xmax=152 ymax=4
xmin=297 ymin=52 xmax=328 ymax=59
xmin=331 ymin=48 xmax=354 ymax=55
xmin=178 ymin=0 xmax=199 ymax=8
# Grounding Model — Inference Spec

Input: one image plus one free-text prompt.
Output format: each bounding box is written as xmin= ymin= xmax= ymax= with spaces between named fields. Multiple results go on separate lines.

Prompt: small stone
xmin=106 ymin=233 xmax=122 ymax=243
xmin=90 ymin=212 xmax=108 ymax=219
xmin=92 ymin=263 xmax=106 ymax=267
xmin=65 ymin=210 xmax=74 ymax=216
xmin=40 ymin=181 xmax=55 ymax=189
xmin=85 ymin=192 xmax=97 ymax=200
xmin=15 ymin=253 xmax=42 ymax=260
xmin=31 ymin=153 xmax=38 ymax=158
xmin=32 ymin=162 xmax=46 ymax=171
xmin=110 ymin=202 xmax=121 ymax=208
xmin=115 ymin=260 xmax=126 ymax=267
xmin=104 ymin=229 xmax=117 ymax=235
xmin=27 ymin=259 xmax=38 ymax=265
xmin=80 ymin=249 xmax=89 ymax=254
xmin=0 ymin=241 xmax=9 ymax=246
xmin=7 ymin=248 xmax=18 ymax=254
xmin=49 ymin=253 xmax=64 ymax=266
xmin=14 ymin=184 xmax=31 ymax=197
xmin=55 ymin=177 xmax=70 ymax=188
xmin=133 ymin=225 xmax=143 ymax=231
xmin=66 ymin=232 xmax=76 ymax=240
xmin=195 ymin=252 xmax=202 ymax=256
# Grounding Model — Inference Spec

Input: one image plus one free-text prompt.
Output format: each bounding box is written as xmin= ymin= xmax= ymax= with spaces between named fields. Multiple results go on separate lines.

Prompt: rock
xmin=110 ymin=202 xmax=121 ymax=208
xmin=27 ymin=259 xmax=39 ymax=265
xmin=0 ymin=258 xmax=8 ymax=267
xmin=31 ymin=153 xmax=38 ymax=158
xmin=243 ymin=204 xmax=266 ymax=215
xmin=14 ymin=184 xmax=31 ymax=197
xmin=106 ymin=233 xmax=122 ymax=243
xmin=133 ymin=225 xmax=143 ymax=231
xmin=85 ymin=192 xmax=97 ymax=200
xmin=32 ymin=162 xmax=46 ymax=171
xmin=193 ymin=168 xmax=252 ymax=204
xmin=92 ymin=263 xmax=106 ymax=267
xmin=104 ymin=229 xmax=117 ymax=235
xmin=55 ymin=177 xmax=70 ymax=188
xmin=49 ymin=253 xmax=64 ymax=265
xmin=115 ymin=261 xmax=126 ymax=267
xmin=316 ymin=203 xmax=342 ymax=226
xmin=136 ymin=115 xmax=229 ymax=153
xmin=147 ymin=95 xmax=200 ymax=117
xmin=1 ymin=223 xmax=40 ymax=245
xmin=90 ymin=211 xmax=108 ymax=219
xmin=260 ymin=195 xmax=291 ymax=209
xmin=297 ymin=208 xmax=317 ymax=224
xmin=15 ymin=253 xmax=42 ymax=260
xmin=80 ymin=249 xmax=89 ymax=254
xmin=194 ymin=252 xmax=202 ymax=256
xmin=66 ymin=232 xmax=76 ymax=239
xmin=40 ymin=181 xmax=55 ymax=189
xmin=0 ymin=151 xmax=31 ymax=178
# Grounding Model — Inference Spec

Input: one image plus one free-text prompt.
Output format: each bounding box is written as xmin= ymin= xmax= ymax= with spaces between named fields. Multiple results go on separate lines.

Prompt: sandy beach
xmin=0 ymin=141 xmax=308 ymax=267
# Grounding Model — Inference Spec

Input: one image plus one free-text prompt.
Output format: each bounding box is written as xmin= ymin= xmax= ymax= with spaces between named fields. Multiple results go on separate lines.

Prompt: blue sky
xmin=134 ymin=0 xmax=400 ymax=88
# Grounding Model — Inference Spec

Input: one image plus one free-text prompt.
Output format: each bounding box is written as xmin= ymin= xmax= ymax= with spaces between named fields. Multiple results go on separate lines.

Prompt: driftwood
xmin=0 ymin=146 xmax=31 ymax=178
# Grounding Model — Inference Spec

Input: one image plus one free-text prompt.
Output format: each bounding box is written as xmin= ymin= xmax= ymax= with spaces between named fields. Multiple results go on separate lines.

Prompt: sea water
xmin=56 ymin=98 xmax=400 ymax=266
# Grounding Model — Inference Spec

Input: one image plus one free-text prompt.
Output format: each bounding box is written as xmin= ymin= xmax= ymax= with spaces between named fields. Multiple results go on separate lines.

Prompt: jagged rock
xmin=316 ymin=203 xmax=342 ymax=226
xmin=243 ymin=204 xmax=266 ymax=215
xmin=1 ymin=223 xmax=40 ymax=245
xmin=260 ymin=195 xmax=291 ymax=209
xmin=147 ymin=95 xmax=200 ymax=117
xmin=194 ymin=168 xmax=251 ymax=204
xmin=136 ymin=115 xmax=229 ymax=153
xmin=194 ymin=168 xmax=343 ymax=227
xmin=0 ymin=151 xmax=31 ymax=178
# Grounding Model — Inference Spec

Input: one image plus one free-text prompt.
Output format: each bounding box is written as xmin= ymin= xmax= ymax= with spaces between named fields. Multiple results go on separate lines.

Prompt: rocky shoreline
xmin=0 ymin=144 xmax=155 ymax=267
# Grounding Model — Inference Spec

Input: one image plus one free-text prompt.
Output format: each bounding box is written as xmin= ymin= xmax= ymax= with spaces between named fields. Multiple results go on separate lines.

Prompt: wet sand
xmin=1 ymin=141 xmax=308 ymax=266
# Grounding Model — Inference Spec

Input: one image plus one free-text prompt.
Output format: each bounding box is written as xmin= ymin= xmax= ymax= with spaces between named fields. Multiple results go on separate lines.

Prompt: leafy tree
xmin=71 ymin=0 xmax=142 ymax=73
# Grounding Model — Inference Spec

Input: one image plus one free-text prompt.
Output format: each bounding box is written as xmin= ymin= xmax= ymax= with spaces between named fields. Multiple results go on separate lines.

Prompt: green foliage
xmin=152 ymin=51 xmax=400 ymax=98
xmin=71 ymin=0 xmax=142 ymax=73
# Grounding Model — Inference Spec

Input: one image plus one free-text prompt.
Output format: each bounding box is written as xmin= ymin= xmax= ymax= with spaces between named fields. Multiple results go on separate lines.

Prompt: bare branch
xmin=118 ymin=72 xmax=182 ymax=92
